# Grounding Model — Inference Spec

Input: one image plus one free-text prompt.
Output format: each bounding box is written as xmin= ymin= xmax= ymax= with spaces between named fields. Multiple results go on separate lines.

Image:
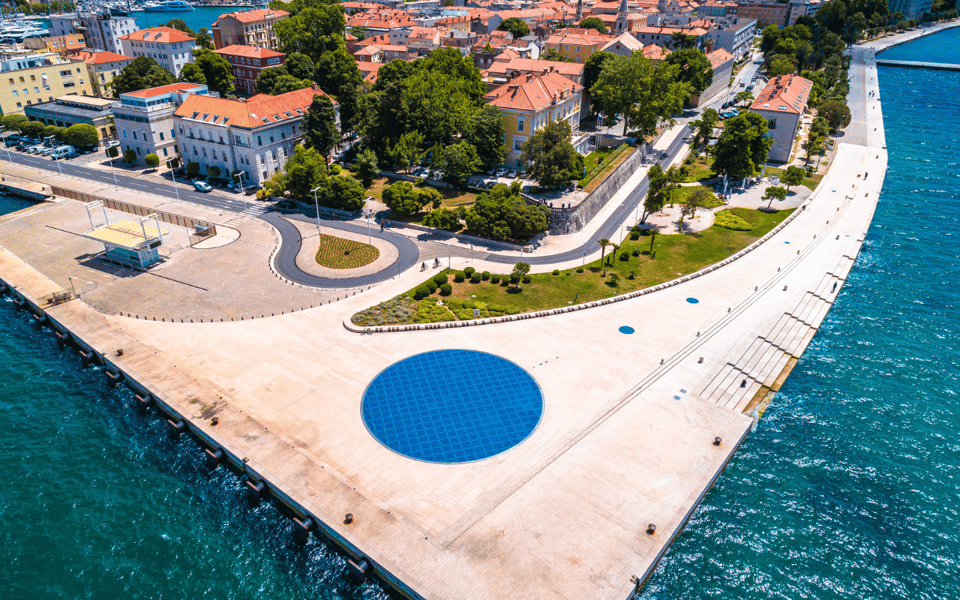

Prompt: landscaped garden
xmin=315 ymin=234 xmax=380 ymax=269
xmin=351 ymin=207 xmax=794 ymax=326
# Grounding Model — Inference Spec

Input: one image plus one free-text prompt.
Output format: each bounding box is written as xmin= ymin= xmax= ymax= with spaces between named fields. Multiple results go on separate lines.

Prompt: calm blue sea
xmin=131 ymin=7 xmax=247 ymax=34
xmin=877 ymin=25 xmax=960 ymax=63
xmin=2 ymin=31 xmax=959 ymax=600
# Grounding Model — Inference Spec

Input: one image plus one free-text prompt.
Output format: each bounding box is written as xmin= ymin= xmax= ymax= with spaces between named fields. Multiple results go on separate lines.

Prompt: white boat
xmin=143 ymin=1 xmax=194 ymax=12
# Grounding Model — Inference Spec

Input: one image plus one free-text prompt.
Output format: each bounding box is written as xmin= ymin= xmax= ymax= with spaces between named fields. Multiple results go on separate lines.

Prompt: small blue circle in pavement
xmin=785 ymin=241 xmax=791 ymax=244
xmin=619 ymin=326 xmax=635 ymax=334
xmin=686 ymin=298 xmax=700 ymax=304
xmin=361 ymin=350 xmax=543 ymax=463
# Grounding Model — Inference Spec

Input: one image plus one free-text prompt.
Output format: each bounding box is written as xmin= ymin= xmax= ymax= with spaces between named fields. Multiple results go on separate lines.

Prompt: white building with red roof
xmin=119 ymin=27 xmax=198 ymax=77
xmin=212 ymin=8 xmax=290 ymax=51
xmin=112 ymin=82 xmax=212 ymax=166
xmin=174 ymin=86 xmax=337 ymax=184
xmin=749 ymin=74 xmax=812 ymax=162
xmin=484 ymin=71 xmax=587 ymax=167
xmin=66 ymin=50 xmax=134 ymax=94
xmin=214 ymin=45 xmax=286 ymax=96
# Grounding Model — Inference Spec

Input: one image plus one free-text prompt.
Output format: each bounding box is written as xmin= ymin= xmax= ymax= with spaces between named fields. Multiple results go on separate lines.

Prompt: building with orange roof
xmin=23 ymin=33 xmax=87 ymax=56
xmin=211 ymin=8 xmax=290 ymax=51
xmin=119 ymin=27 xmax=198 ymax=77
xmin=641 ymin=43 xmax=671 ymax=60
xmin=174 ymin=86 xmax=337 ymax=184
xmin=633 ymin=25 xmax=709 ymax=49
xmin=690 ymin=47 xmax=733 ymax=106
xmin=405 ymin=27 xmax=442 ymax=55
xmin=749 ymin=74 xmax=812 ymax=162
xmin=484 ymin=71 xmax=587 ymax=167
xmin=214 ymin=45 xmax=286 ymax=96
xmin=542 ymin=29 xmax=613 ymax=63
xmin=485 ymin=57 xmax=585 ymax=88
xmin=112 ymin=82 xmax=212 ymax=166
xmin=65 ymin=50 xmax=134 ymax=95
xmin=347 ymin=9 xmax=416 ymax=38
xmin=600 ymin=32 xmax=644 ymax=56
xmin=734 ymin=0 xmax=791 ymax=26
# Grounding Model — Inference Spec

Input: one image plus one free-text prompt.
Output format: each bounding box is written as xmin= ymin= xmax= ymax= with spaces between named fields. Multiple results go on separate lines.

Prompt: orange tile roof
xmin=706 ymin=48 xmax=733 ymax=68
xmin=214 ymin=44 xmax=285 ymax=59
xmin=84 ymin=51 xmax=134 ymax=65
xmin=120 ymin=26 xmax=195 ymax=44
xmin=175 ymin=86 xmax=334 ymax=129
xmin=642 ymin=44 xmax=671 ymax=60
xmin=750 ymin=75 xmax=812 ymax=115
xmin=218 ymin=8 xmax=289 ymax=24
xmin=485 ymin=72 xmax=583 ymax=113
xmin=487 ymin=57 xmax=584 ymax=79
xmin=543 ymin=30 xmax=612 ymax=46
xmin=124 ymin=82 xmax=205 ymax=98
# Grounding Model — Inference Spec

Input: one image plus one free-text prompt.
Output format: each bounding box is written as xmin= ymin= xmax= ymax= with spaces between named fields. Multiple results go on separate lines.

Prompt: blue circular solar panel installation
xmin=362 ymin=350 xmax=544 ymax=463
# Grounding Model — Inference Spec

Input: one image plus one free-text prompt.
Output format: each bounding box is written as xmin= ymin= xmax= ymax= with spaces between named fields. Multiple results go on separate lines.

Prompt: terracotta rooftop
xmin=485 ymin=71 xmax=583 ymax=113
xmin=642 ymin=43 xmax=671 ymax=60
xmin=124 ymin=82 xmax=205 ymax=98
xmin=487 ymin=57 xmax=584 ymax=79
xmin=750 ymin=74 xmax=812 ymax=115
xmin=119 ymin=26 xmax=195 ymax=44
xmin=214 ymin=45 xmax=285 ymax=59
xmin=706 ymin=48 xmax=734 ymax=68
xmin=601 ymin=32 xmax=644 ymax=53
xmin=217 ymin=8 xmax=289 ymax=23
xmin=67 ymin=50 xmax=134 ymax=65
xmin=175 ymin=86 xmax=333 ymax=129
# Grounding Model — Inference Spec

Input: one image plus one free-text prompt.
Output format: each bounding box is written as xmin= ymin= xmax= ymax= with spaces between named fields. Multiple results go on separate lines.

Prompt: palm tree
xmin=598 ymin=238 xmax=610 ymax=275
xmin=609 ymin=242 xmax=620 ymax=266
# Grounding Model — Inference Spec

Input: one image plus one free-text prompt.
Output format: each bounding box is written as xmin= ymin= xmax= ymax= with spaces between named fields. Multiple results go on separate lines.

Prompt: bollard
xmin=79 ymin=349 xmax=95 ymax=367
xmin=13 ymin=296 xmax=26 ymax=310
xmin=645 ymin=524 xmax=657 ymax=535
xmin=245 ymin=479 xmax=266 ymax=503
xmin=54 ymin=331 xmax=68 ymax=347
xmin=167 ymin=418 xmax=186 ymax=437
xmin=346 ymin=557 xmax=373 ymax=583
xmin=713 ymin=437 xmax=722 ymax=446
xmin=135 ymin=393 xmax=154 ymax=412
xmin=31 ymin=312 xmax=46 ymax=326
xmin=204 ymin=448 xmax=224 ymax=469
xmin=293 ymin=517 xmax=314 ymax=544
xmin=105 ymin=370 xmax=123 ymax=387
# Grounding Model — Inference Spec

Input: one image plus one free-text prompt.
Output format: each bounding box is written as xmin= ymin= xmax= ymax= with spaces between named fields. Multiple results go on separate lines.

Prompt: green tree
xmin=762 ymin=185 xmax=787 ymax=209
xmin=302 ymin=94 xmax=340 ymax=156
xmin=323 ymin=174 xmax=365 ymax=211
xmin=583 ymin=51 xmax=612 ymax=100
xmin=422 ymin=208 xmax=460 ymax=230
xmin=464 ymin=182 xmax=547 ymax=240
xmin=734 ymin=90 xmax=754 ymax=105
xmin=511 ymin=261 xmax=531 ymax=288
xmin=598 ymin=238 xmax=610 ymax=274
xmin=578 ymin=17 xmax=607 ymax=34
xmin=497 ymin=17 xmax=530 ymax=38
xmin=355 ymin=148 xmax=379 ymax=187
xmin=438 ymin=141 xmax=482 ymax=183
xmin=679 ymin=187 xmax=710 ymax=232
xmin=669 ymin=32 xmax=697 ymax=49
xmin=64 ymin=123 xmax=99 ymax=147
xmin=2 ymin=114 xmax=27 ymax=131
xmin=641 ymin=164 xmax=679 ymax=223
xmin=313 ymin=47 xmax=362 ymax=130
xmin=196 ymin=27 xmax=213 ymax=50
xmin=207 ymin=165 xmax=221 ymax=179
xmin=110 ymin=56 xmax=175 ymax=97
xmin=767 ymin=55 xmax=798 ymax=76
xmin=382 ymin=180 xmax=432 ymax=218
xmin=144 ymin=153 xmax=160 ymax=169
xmin=464 ymin=104 xmax=506 ymax=168
xmin=178 ymin=62 xmax=206 ymax=85
xmin=43 ymin=125 xmax=59 ymax=139
xmin=782 ymin=165 xmax=805 ymax=193
xmin=255 ymin=66 xmax=289 ymax=94
xmin=164 ymin=18 xmax=196 ymax=36
xmin=123 ymin=149 xmax=137 ymax=163
xmin=273 ymin=2 xmax=347 ymax=62
xmin=520 ymin=120 xmax=583 ymax=188
xmin=20 ymin=121 xmax=46 ymax=138
xmin=186 ymin=161 xmax=200 ymax=176
xmin=818 ymin=99 xmax=851 ymax=132
xmin=689 ymin=108 xmax=719 ymax=155
xmin=540 ymin=48 xmax=571 ymax=62
xmin=284 ymin=144 xmax=328 ymax=200
xmin=403 ymin=47 xmax=485 ymax=146
xmin=711 ymin=112 xmax=773 ymax=181
xmin=665 ymin=48 xmax=713 ymax=96
xmin=272 ymin=75 xmax=312 ymax=95
xmin=105 ymin=145 xmax=120 ymax=159
xmin=387 ymin=131 xmax=423 ymax=172
xmin=195 ymin=50 xmax=235 ymax=97
xmin=285 ymin=52 xmax=315 ymax=80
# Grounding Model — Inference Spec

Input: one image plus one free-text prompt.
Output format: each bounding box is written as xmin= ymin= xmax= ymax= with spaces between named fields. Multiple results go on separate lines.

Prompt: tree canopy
xmin=65 ymin=123 xmax=99 ymax=147
xmin=818 ymin=99 xmax=851 ymax=131
xmin=497 ymin=17 xmax=529 ymax=38
xmin=519 ymin=120 xmax=583 ymax=188
xmin=285 ymin=52 xmax=315 ymax=80
xmin=464 ymin=182 xmax=549 ymax=241
xmin=464 ymin=104 xmax=506 ymax=168
xmin=111 ymin=56 xmax=175 ymax=97
xmin=578 ymin=17 xmax=608 ymax=34
xmin=438 ymin=141 xmax=482 ymax=183
xmin=302 ymin=94 xmax=340 ymax=156
xmin=178 ymin=62 xmax=206 ymax=85
xmin=382 ymin=181 xmax=437 ymax=218
xmin=255 ymin=66 xmax=289 ymax=94
xmin=584 ymin=51 xmax=612 ymax=102
xmin=272 ymin=0 xmax=347 ymax=62
xmin=711 ymin=112 xmax=773 ymax=180
xmin=195 ymin=50 xmax=235 ymax=97
xmin=665 ymin=48 xmax=713 ymax=95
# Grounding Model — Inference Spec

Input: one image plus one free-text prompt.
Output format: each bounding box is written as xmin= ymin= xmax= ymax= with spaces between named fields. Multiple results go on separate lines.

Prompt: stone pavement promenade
xmin=0 ymin=36 xmax=898 ymax=600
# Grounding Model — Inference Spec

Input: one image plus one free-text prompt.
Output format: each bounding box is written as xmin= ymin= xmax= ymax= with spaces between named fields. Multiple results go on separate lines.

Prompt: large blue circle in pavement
xmin=361 ymin=350 xmax=543 ymax=463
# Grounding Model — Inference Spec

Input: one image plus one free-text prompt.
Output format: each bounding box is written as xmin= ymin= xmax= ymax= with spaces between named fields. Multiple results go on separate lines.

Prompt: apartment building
xmin=23 ymin=34 xmax=87 ymax=56
xmin=214 ymin=45 xmax=286 ymax=96
xmin=749 ymin=74 xmax=812 ymax=163
xmin=485 ymin=71 xmax=587 ymax=167
xmin=84 ymin=13 xmax=139 ymax=54
xmin=735 ymin=1 xmax=791 ymax=26
xmin=67 ymin=50 xmax=134 ymax=96
xmin=119 ymin=27 xmax=197 ymax=77
xmin=705 ymin=17 xmax=757 ymax=60
xmin=113 ymin=82 xmax=212 ymax=165
xmin=24 ymin=95 xmax=116 ymax=141
xmin=211 ymin=8 xmax=290 ymax=50
xmin=690 ymin=48 xmax=734 ymax=106
xmin=0 ymin=53 xmax=93 ymax=115
xmin=173 ymin=86 xmax=335 ymax=185
xmin=541 ymin=29 xmax=613 ymax=63
xmin=786 ymin=0 xmax=825 ymax=25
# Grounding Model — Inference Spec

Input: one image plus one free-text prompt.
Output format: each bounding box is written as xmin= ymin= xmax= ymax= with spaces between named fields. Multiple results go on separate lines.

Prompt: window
xmin=122 ymin=129 xmax=127 ymax=138
xmin=170 ymin=129 xmax=175 ymax=138
xmin=159 ymin=132 xmax=164 ymax=141
xmin=16 ymin=102 xmax=21 ymax=108
xmin=257 ymin=135 xmax=262 ymax=146
xmin=34 ymin=87 xmax=38 ymax=93
xmin=518 ymin=118 xmax=524 ymax=132
xmin=11 ymin=90 xmax=17 ymax=97
xmin=7 ymin=78 xmax=12 ymax=84
xmin=22 ymin=89 xmax=27 ymax=95
xmin=30 ymin=75 xmax=35 ymax=81
xmin=163 ymin=148 xmax=168 ymax=156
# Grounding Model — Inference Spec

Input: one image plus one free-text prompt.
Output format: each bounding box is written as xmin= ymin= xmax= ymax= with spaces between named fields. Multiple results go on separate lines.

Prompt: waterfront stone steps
xmin=781 ymin=321 xmax=817 ymax=358
xmin=728 ymin=381 xmax=763 ymax=412
xmin=767 ymin=314 xmax=808 ymax=351
xmin=814 ymin=272 xmax=842 ymax=299
xmin=741 ymin=338 xmax=782 ymax=374
xmin=807 ymin=299 xmax=833 ymax=330
xmin=793 ymin=292 xmax=827 ymax=325
xmin=762 ymin=352 xmax=793 ymax=388
xmin=701 ymin=363 xmax=757 ymax=406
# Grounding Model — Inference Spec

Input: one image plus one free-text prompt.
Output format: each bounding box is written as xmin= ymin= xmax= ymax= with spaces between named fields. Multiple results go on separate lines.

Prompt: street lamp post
xmin=106 ymin=147 xmax=120 ymax=188
xmin=233 ymin=171 xmax=248 ymax=211
xmin=362 ymin=207 xmax=374 ymax=245
xmin=165 ymin=158 xmax=181 ymax=203
xmin=311 ymin=186 xmax=323 ymax=237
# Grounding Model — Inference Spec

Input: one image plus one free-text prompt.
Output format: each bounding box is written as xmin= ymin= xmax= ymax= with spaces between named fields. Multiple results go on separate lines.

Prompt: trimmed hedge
xmin=413 ymin=284 xmax=431 ymax=300
xmin=470 ymin=272 xmax=482 ymax=283
xmin=481 ymin=271 xmax=490 ymax=281
xmin=464 ymin=267 xmax=476 ymax=277
xmin=453 ymin=271 xmax=465 ymax=282
xmin=490 ymin=274 xmax=501 ymax=284
xmin=433 ymin=273 xmax=448 ymax=286
xmin=439 ymin=283 xmax=453 ymax=296
xmin=552 ymin=269 xmax=560 ymax=275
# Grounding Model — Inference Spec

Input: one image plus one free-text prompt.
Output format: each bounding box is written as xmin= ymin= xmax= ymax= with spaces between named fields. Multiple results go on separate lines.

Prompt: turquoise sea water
xmin=133 ymin=7 xmax=249 ymax=34
xmin=2 ymin=33 xmax=959 ymax=600
xmin=877 ymin=25 xmax=960 ymax=63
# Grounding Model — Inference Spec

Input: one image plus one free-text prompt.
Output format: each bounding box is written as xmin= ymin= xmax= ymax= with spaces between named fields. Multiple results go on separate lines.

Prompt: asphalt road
xmin=1 ymin=126 xmax=691 ymax=284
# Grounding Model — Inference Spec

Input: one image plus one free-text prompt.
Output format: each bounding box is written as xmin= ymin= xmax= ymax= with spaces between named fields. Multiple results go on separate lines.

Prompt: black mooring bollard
xmin=204 ymin=448 xmax=224 ymax=469
xmin=293 ymin=517 xmax=314 ymax=544
xmin=167 ymin=419 xmax=186 ymax=437
xmin=135 ymin=393 xmax=154 ymax=413
xmin=245 ymin=479 xmax=266 ymax=504
xmin=346 ymin=557 xmax=372 ymax=583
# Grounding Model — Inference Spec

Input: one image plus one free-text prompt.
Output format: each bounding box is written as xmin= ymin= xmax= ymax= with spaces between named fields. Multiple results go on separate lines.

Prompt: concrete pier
xmin=875 ymin=58 xmax=960 ymax=70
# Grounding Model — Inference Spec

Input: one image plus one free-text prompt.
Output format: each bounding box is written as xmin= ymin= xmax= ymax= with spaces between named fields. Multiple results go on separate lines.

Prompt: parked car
xmin=193 ymin=180 xmax=213 ymax=193
xmin=3 ymin=135 xmax=20 ymax=147
xmin=25 ymin=145 xmax=44 ymax=154
xmin=105 ymin=140 xmax=120 ymax=149
xmin=49 ymin=145 xmax=76 ymax=159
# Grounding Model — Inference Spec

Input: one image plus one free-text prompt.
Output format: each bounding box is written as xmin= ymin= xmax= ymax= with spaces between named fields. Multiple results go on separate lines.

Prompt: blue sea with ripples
xmin=2 ymin=31 xmax=959 ymax=600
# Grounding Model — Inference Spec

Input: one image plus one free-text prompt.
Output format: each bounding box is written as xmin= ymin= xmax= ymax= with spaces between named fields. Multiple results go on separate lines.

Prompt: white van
xmin=49 ymin=145 xmax=76 ymax=159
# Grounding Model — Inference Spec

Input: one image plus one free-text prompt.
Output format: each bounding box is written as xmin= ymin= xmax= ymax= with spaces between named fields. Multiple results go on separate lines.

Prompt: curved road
xmin=1 ymin=125 xmax=690 ymax=285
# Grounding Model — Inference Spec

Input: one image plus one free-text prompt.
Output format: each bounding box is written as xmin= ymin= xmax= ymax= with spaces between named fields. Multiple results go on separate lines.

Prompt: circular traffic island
xmin=315 ymin=233 xmax=380 ymax=269
xmin=361 ymin=350 xmax=543 ymax=463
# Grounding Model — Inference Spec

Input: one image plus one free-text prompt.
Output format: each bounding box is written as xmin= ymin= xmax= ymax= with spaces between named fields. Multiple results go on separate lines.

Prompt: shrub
xmin=481 ymin=271 xmax=490 ymax=281
xmin=144 ymin=154 xmax=160 ymax=169
xmin=552 ymin=269 xmax=560 ymax=275
xmin=453 ymin=271 xmax=465 ymax=282
xmin=330 ymin=163 xmax=342 ymax=175
xmin=439 ymin=283 xmax=452 ymax=296
xmin=464 ymin=267 xmax=476 ymax=277
xmin=714 ymin=209 xmax=753 ymax=231
xmin=490 ymin=274 xmax=501 ymax=284
xmin=432 ymin=273 xmax=448 ymax=286
xmin=123 ymin=149 xmax=137 ymax=163
xmin=500 ymin=278 xmax=510 ymax=286
xmin=186 ymin=162 xmax=200 ymax=176
xmin=207 ymin=165 xmax=221 ymax=179
xmin=413 ymin=284 xmax=431 ymax=300
xmin=632 ymin=249 xmax=641 ymax=257
xmin=426 ymin=280 xmax=438 ymax=293
xmin=576 ymin=267 xmax=584 ymax=273
xmin=510 ymin=273 xmax=520 ymax=284
xmin=522 ymin=275 xmax=532 ymax=284
xmin=629 ymin=227 xmax=641 ymax=240
xmin=619 ymin=251 xmax=629 ymax=261
xmin=470 ymin=272 xmax=482 ymax=283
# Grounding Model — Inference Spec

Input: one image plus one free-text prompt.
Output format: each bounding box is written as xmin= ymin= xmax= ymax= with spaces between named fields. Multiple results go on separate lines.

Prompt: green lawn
xmin=669 ymin=185 xmax=724 ymax=208
xmin=764 ymin=166 xmax=823 ymax=190
xmin=352 ymin=207 xmax=794 ymax=325
xmin=315 ymin=234 xmax=379 ymax=269
xmin=680 ymin=155 xmax=718 ymax=183
xmin=364 ymin=176 xmax=477 ymax=209
xmin=582 ymin=147 xmax=615 ymax=177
